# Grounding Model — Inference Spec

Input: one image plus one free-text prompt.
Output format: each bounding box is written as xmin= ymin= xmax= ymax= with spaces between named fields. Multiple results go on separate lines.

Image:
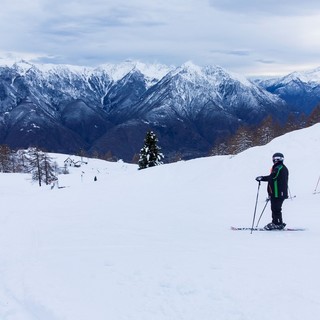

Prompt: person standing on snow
xmin=256 ymin=152 xmax=289 ymax=230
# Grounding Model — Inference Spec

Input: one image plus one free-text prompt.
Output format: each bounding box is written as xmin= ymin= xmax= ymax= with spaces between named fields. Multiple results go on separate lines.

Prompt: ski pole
xmin=313 ymin=176 xmax=320 ymax=194
xmin=251 ymin=181 xmax=261 ymax=234
xmin=288 ymin=187 xmax=296 ymax=199
xmin=255 ymin=198 xmax=270 ymax=228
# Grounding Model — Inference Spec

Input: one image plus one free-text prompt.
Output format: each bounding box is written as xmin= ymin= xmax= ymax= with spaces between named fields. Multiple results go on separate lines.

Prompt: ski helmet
xmin=272 ymin=152 xmax=284 ymax=163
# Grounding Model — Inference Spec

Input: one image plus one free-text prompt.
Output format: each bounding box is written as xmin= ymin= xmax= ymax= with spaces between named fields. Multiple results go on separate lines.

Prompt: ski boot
xmin=264 ymin=222 xmax=277 ymax=230
xmin=277 ymin=223 xmax=286 ymax=230
xmin=264 ymin=222 xmax=286 ymax=230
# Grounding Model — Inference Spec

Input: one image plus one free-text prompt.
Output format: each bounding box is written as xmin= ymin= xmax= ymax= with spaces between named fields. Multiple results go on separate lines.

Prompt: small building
xmin=64 ymin=157 xmax=81 ymax=168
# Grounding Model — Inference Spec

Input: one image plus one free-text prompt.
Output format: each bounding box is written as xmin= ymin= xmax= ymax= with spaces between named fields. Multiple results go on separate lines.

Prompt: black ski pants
xmin=271 ymin=198 xmax=284 ymax=225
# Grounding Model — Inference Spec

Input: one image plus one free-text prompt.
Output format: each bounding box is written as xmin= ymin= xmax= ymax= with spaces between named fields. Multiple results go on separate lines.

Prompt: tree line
xmin=0 ymin=131 xmax=165 ymax=180
xmin=0 ymin=146 xmax=60 ymax=186
xmin=210 ymin=106 xmax=320 ymax=156
xmin=2 ymin=106 xmax=319 ymax=177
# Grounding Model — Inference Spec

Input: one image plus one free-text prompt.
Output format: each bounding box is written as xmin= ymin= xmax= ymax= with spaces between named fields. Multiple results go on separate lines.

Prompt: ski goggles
xmin=273 ymin=156 xmax=284 ymax=163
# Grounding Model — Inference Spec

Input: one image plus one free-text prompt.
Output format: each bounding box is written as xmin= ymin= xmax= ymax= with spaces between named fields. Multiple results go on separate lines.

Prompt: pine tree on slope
xmin=138 ymin=131 xmax=164 ymax=170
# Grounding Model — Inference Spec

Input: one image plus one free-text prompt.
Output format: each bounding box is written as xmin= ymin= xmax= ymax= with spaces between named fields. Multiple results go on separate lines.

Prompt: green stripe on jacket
xmin=273 ymin=165 xmax=283 ymax=198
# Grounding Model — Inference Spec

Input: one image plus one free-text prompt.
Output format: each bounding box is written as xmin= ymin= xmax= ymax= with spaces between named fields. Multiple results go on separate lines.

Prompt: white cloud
xmin=209 ymin=0 xmax=320 ymax=16
xmin=1 ymin=0 xmax=320 ymax=76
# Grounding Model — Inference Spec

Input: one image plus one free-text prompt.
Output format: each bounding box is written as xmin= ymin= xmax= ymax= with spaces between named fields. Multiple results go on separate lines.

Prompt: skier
xmin=256 ymin=152 xmax=289 ymax=230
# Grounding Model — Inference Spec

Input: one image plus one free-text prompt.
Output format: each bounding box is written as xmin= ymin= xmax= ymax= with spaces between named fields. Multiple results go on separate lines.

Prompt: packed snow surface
xmin=1 ymin=124 xmax=320 ymax=320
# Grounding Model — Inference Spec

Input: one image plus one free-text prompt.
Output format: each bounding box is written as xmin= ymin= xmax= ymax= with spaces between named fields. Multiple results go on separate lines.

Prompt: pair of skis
xmin=231 ymin=226 xmax=306 ymax=232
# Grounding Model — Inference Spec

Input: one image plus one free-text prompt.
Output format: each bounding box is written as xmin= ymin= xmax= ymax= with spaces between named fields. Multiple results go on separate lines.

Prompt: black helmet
xmin=272 ymin=152 xmax=284 ymax=163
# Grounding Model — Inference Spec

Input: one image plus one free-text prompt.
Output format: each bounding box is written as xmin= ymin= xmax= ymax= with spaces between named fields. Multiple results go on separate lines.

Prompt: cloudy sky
xmin=1 ymin=0 xmax=320 ymax=76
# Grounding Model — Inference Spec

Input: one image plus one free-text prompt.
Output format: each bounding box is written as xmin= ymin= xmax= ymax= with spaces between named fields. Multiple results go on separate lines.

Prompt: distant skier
xmin=256 ymin=152 xmax=289 ymax=230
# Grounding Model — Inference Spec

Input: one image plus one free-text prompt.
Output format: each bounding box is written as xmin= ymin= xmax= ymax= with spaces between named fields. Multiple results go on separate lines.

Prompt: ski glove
xmin=255 ymin=176 xmax=263 ymax=182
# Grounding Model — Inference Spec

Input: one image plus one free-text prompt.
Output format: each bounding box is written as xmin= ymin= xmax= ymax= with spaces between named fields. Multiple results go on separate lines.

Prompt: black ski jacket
xmin=260 ymin=162 xmax=289 ymax=199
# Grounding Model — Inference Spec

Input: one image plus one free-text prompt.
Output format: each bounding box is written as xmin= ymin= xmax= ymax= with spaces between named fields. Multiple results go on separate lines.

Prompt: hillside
xmin=1 ymin=124 xmax=320 ymax=319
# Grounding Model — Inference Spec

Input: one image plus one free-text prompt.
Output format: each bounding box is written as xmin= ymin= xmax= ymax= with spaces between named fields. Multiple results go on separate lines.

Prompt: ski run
xmin=1 ymin=123 xmax=320 ymax=320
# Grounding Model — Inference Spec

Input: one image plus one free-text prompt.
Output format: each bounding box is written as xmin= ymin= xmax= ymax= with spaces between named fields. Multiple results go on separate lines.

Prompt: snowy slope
xmin=1 ymin=124 xmax=320 ymax=320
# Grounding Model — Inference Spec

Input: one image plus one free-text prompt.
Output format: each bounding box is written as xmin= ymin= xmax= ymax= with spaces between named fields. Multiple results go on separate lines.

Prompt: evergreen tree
xmin=138 ymin=131 xmax=164 ymax=170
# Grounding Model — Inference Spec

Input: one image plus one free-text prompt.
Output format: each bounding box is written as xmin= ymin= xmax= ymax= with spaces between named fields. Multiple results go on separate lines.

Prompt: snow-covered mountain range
xmin=255 ymin=67 xmax=320 ymax=114
xmin=0 ymin=60 xmax=319 ymax=161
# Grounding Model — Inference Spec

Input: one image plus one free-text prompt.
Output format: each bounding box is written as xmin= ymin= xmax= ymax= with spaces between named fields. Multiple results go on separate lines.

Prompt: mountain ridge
xmin=1 ymin=60 xmax=319 ymax=161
